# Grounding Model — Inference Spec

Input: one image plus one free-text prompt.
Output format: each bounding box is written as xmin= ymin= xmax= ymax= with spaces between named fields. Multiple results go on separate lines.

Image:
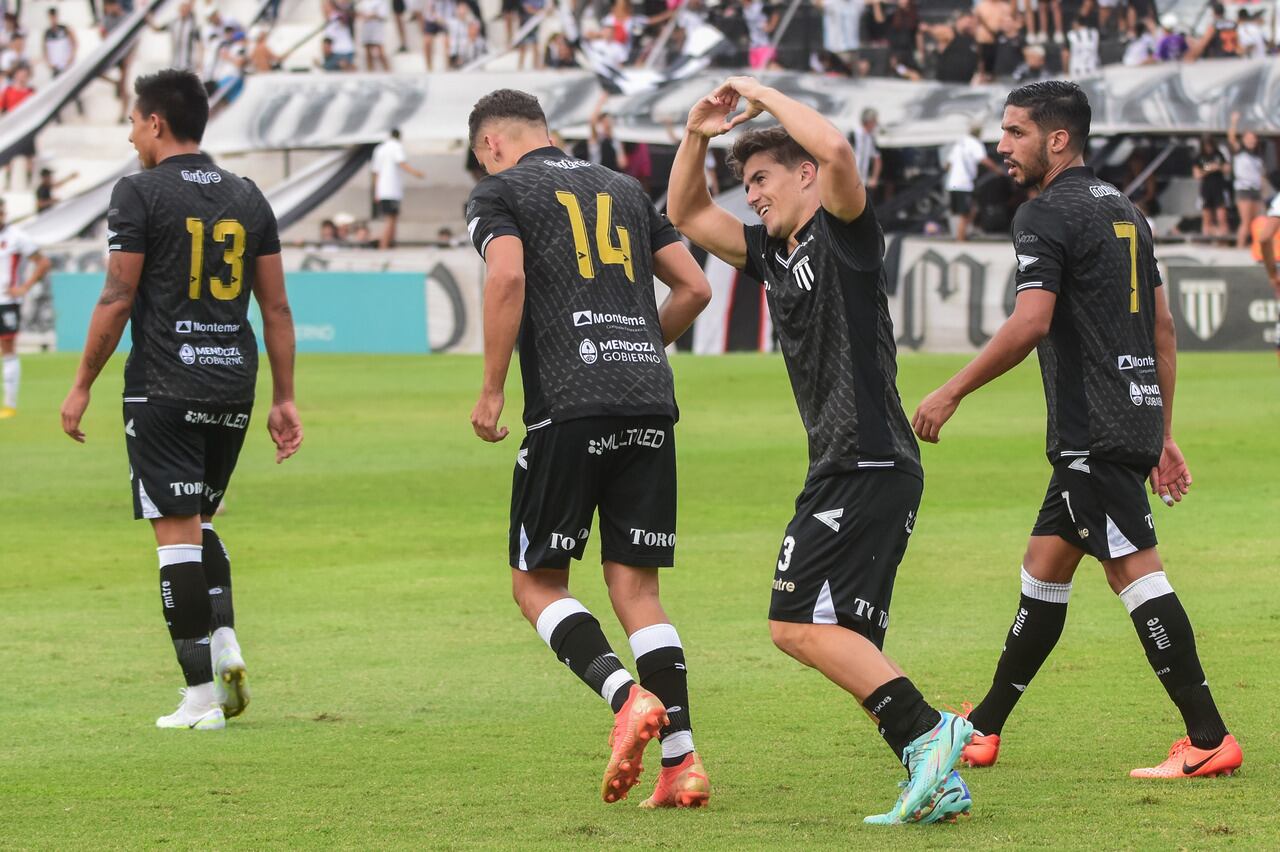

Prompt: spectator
xmin=324 ymin=0 xmax=358 ymax=68
xmin=818 ymin=0 xmax=862 ymax=63
xmin=358 ymin=0 xmax=391 ymax=71
xmin=944 ymin=125 xmax=1000 ymax=241
xmin=1012 ymin=43 xmax=1050 ymax=82
xmin=992 ymin=14 xmax=1026 ymax=77
xmin=515 ymin=0 xmax=546 ymax=69
xmin=371 ymin=128 xmax=424 ymax=249
xmin=317 ymin=37 xmax=355 ymax=70
xmin=1236 ymin=9 xmax=1267 ymax=60
xmin=1154 ymin=14 xmax=1186 ymax=62
xmin=418 ymin=0 xmax=450 ymax=71
xmin=211 ymin=27 xmax=249 ymax=101
xmin=317 ymin=218 xmax=342 ymax=250
xmin=972 ymin=0 xmax=1011 ymax=81
xmin=589 ymin=0 xmax=649 ymax=67
xmin=200 ymin=9 xmax=227 ymax=92
xmin=1193 ymin=135 xmax=1231 ymax=242
xmin=151 ymin=1 xmax=201 ymax=73
xmin=930 ymin=14 xmax=979 ymax=83
xmin=1121 ymin=21 xmax=1158 ymax=66
xmin=35 ymin=167 xmax=78 ymax=213
xmin=0 ymin=16 xmax=26 ymax=75
xmin=622 ymin=140 xmax=652 ymax=195
xmin=1189 ymin=3 xmax=1238 ymax=61
xmin=1064 ymin=13 xmax=1100 ymax=78
xmin=853 ymin=108 xmax=881 ymax=196
xmin=543 ymin=31 xmax=578 ymax=68
xmin=351 ymin=220 xmax=376 ymax=247
xmin=1125 ymin=0 xmax=1158 ymax=41
xmin=742 ymin=0 xmax=779 ymax=69
xmin=1228 ymin=111 xmax=1265 ymax=248
xmin=447 ymin=3 xmax=485 ymax=67
xmin=435 ymin=225 xmax=460 ymax=246
xmin=1 ymin=64 xmax=35 ymax=188
xmin=574 ymin=105 xmax=624 ymax=171
xmin=333 ymin=211 xmax=356 ymax=242
xmin=886 ymin=0 xmax=922 ymax=59
xmin=248 ymin=26 xmax=281 ymax=73
xmin=500 ymin=0 xmax=521 ymax=51
xmin=43 ymin=8 xmax=78 ymax=81
xmin=1022 ymin=0 xmax=1064 ymax=46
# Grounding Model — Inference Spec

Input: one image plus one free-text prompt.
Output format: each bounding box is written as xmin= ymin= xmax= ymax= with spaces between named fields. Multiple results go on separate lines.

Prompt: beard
xmin=1010 ymin=141 xmax=1051 ymax=188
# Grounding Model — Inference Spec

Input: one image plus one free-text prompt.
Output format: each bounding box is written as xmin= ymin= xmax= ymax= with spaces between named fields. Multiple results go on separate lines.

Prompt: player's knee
xmin=769 ymin=620 xmax=807 ymax=659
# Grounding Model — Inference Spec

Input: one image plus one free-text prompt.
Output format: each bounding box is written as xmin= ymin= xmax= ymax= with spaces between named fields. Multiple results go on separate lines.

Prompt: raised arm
xmin=253 ymin=252 xmax=302 ymax=463
xmin=61 ymin=251 xmax=142 ymax=442
xmin=667 ymin=91 xmax=747 ymax=269
xmin=717 ymin=75 xmax=866 ymax=222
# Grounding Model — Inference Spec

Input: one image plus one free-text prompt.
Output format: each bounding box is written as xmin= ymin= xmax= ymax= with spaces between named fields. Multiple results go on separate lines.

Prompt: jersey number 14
xmin=185 ymin=217 xmax=247 ymax=300
xmin=555 ymin=191 xmax=635 ymax=283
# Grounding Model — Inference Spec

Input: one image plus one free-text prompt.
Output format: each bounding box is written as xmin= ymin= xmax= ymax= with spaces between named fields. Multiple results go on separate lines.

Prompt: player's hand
xmin=471 ymin=389 xmax=508 ymax=442
xmin=685 ymin=90 xmax=737 ymax=138
xmin=1149 ymin=437 xmax=1191 ymax=506
xmin=60 ymin=386 xmax=90 ymax=443
xmin=267 ymin=400 xmax=303 ymax=463
xmin=714 ymin=76 xmax=769 ymax=131
xmin=912 ymin=387 xmax=960 ymax=444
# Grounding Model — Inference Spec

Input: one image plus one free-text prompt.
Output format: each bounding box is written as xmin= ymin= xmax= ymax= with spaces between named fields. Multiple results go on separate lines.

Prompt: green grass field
xmin=3 ymin=352 xmax=1278 ymax=850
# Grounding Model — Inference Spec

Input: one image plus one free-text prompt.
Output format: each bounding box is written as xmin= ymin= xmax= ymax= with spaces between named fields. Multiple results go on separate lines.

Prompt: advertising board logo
xmin=1179 ymin=280 xmax=1227 ymax=341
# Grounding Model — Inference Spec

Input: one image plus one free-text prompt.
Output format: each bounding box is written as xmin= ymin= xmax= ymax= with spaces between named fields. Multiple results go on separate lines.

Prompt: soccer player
xmin=60 ymin=69 xmax=303 ymax=730
xmin=0 ymin=199 xmax=51 ymax=419
xmin=667 ymin=76 xmax=973 ymax=825
xmin=1253 ymin=190 xmax=1280 ymax=363
xmin=913 ymin=80 xmax=1242 ymax=779
xmin=465 ymin=89 xmax=713 ymax=807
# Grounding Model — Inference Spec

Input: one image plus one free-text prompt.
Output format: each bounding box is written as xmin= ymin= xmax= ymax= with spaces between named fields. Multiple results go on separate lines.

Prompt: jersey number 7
xmin=185 ymin=217 xmax=247 ymax=300
xmin=555 ymin=191 xmax=635 ymax=283
xmin=1112 ymin=221 xmax=1139 ymax=314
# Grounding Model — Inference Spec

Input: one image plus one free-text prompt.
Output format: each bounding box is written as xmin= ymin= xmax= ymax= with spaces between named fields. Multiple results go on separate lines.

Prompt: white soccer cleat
xmin=211 ymin=627 xmax=250 ymax=719
xmin=156 ymin=686 xmax=225 ymax=730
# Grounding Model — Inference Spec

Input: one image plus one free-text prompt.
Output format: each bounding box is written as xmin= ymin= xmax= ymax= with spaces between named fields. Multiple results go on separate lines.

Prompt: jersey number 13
xmin=185 ymin=217 xmax=247 ymax=300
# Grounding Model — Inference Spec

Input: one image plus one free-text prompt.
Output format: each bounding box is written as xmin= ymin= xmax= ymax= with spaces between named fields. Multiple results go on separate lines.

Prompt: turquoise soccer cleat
xmin=863 ymin=770 xmax=972 ymax=825
xmin=895 ymin=712 xmax=974 ymax=822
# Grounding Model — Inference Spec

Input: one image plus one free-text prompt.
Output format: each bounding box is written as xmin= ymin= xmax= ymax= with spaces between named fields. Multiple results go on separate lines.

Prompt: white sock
xmin=2 ymin=355 xmax=17 ymax=408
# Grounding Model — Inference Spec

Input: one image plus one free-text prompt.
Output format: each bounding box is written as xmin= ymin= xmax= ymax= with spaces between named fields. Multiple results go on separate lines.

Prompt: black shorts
xmin=393 ymin=0 xmax=406 ymax=12
xmin=949 ymin=190 xmax=973 ymax=215
xmin=768 ymin=470 xmax=923 ymax=649
xmin=124 ymin=401 xmax=251 ymax=521
xmin=1031 ymin=456 xmax=1158 ymax=561
xmin=0 ymin=303 xmax=18 ymax=337
xmin=1200 ymin=183 xmax=1229 ymax=210
xmin=510 ymin=416 xmax=677 ymax=570
xmin=423 ymin=20 xmax=443 ymax=34
xmin=377 ymin=198 xmax=401 ymax=216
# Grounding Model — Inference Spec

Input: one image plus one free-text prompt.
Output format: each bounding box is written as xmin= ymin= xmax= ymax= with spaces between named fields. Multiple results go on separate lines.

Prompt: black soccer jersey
xmin=466 ymin=146 xmax=681 ymax=428
xmin=109 ymin=152 xmax=280 ymax=407
xmin=742 ymin=203 xmax=922 ymax=481
xmin=1011 ymin=166 xmax=1163 ymax=469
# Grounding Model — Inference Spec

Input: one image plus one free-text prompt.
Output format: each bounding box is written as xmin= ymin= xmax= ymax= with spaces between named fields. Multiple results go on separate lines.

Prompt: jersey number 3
xmin=1112 ymin=222 xmax=1139 ymax=314
xmin=555 ymin=191 xmax=635 ymax=283
xmin=186 ymin=218 xmax=247 ymax=300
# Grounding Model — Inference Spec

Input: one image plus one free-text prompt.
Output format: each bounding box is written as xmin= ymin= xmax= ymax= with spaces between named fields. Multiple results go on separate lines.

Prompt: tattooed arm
xmin=61 ymin=251 xmax=143 ymax=442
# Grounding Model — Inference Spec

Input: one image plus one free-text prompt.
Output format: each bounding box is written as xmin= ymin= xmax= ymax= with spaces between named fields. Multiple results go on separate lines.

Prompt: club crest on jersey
xmin=792 ymin=255 xmax=814 ymax=291
xmin=579 ymin=339 xmax=598 ymax=364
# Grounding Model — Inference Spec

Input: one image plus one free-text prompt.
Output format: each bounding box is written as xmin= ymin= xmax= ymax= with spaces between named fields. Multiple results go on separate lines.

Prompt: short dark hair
xmin=134 ymin=68 xmax=209 ymax=144
xmin=467 ymin=89 xmax=547 ymax=149
xmin=1004 ymin=80 xmax=1090 ymax=155
xmin=727 ymin=126 xmax=816 ymax=180
xmin=390 ymin=128 xmax=401 ymax=139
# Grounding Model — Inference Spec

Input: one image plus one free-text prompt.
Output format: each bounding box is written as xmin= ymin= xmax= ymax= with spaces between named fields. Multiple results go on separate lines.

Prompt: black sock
xmin=158 ymin=545 xmax=213 ymax=686
xmin=1121 ymin=573 xmax=1228 ymax=749
xmin=968 ymin=568 xmax=1071 ymax=737
xmin=202 ymin=524 xmax=234 ymax=630
xmin=863 ymin=677 xmax=942 ymax=762
xmin=631 ymin=624 xmax=693 ymax=767
xmin=537 ymin=599 xmax=635 ymax=713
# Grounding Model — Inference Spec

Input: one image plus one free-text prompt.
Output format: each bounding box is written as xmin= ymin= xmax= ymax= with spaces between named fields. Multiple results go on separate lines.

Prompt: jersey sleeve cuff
xmin=477 ymin=227 xmax=521 ymax=258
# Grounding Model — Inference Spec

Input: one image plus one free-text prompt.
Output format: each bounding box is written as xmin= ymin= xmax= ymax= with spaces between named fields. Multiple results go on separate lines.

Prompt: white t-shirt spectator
xmin=1233 ymin=149 xmax=1263 ymax=193
xmin=325 ymin=13 xmax=356 ymax=55
xmin=946 ymin=135 xmax=988 ymax=192
xmin=822 ymin=0 xmax=862 ymax=54
xmin=372 ymin=138 xmax=407 ymax=201
xmin=359 ymin=0 xmax=389 ymax=46
xmin=1122 ymin=32 xmax=1157 ymax=66
xmin=0 ymin=224 xmax=38 ymax=306
xmin=1238 ymin=22 xmax=1266 ymax=59
xmin=1066 ymin=24 xmax=1099 ymax=78
xmin=743 ymin=1 xmax=772 ymax=48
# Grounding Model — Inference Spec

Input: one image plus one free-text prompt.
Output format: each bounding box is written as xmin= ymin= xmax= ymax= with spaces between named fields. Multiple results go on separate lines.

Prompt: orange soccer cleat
xmin=601 ymin=685 xmax=668 ymax=803
xmin=954 ymin=702 xmax=1000 ymax=768
xmin=640 ymin=751 xmax=711 ymax=809
xmin=1129 ymin=735 xmax=1242 ymax=779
